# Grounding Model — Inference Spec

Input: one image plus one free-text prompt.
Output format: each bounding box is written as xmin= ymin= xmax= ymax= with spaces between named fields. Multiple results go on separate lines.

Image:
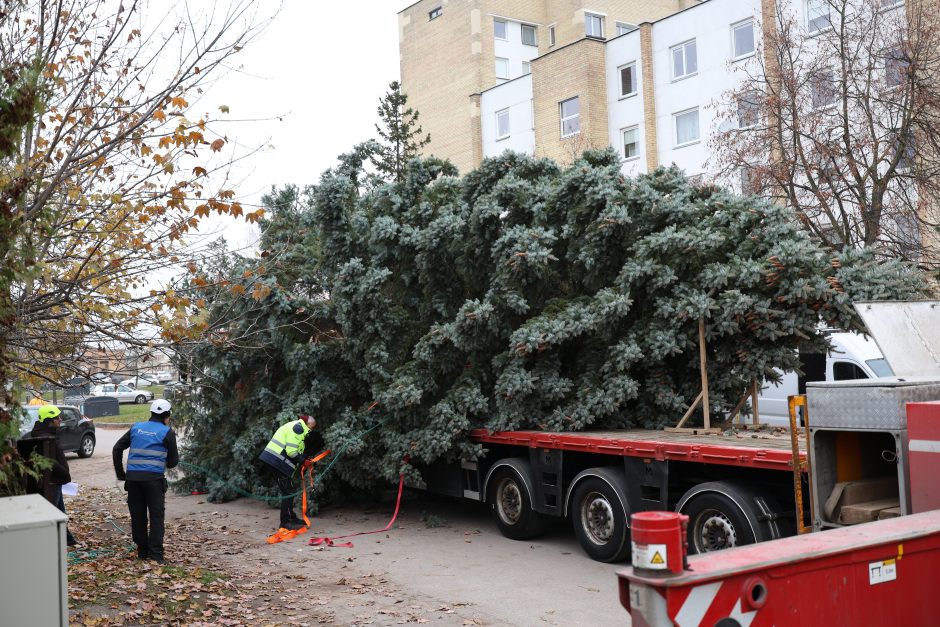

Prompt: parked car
xmin=90 ymin=383 xmax=153 ymax=404
xmin=90 ymin=372 xmax=113 ymax=384
xmin=19 ymin=404 xmax=96 ymax=458
xmin=151 ymin=371 xmax=175 ymax=384
xmin=118 ymin=377 xmax=157 ymax=389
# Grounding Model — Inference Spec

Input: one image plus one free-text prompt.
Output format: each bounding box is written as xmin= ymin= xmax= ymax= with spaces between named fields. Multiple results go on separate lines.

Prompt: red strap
xmin=308 ymin=471 xmax=404 ymax=549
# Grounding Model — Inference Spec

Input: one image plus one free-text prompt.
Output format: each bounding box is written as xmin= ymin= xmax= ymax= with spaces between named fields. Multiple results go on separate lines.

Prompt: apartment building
xmin=480 ymin=0 xmax=763 ymax=178
xmin=398 ymin=0 xmax=696 ymax=174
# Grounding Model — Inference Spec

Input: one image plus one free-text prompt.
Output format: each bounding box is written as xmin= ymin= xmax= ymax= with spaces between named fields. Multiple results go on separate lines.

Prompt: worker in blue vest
xmin=112 ymin=398 xmax=179 ymax=563
xmin=259 ymin=414 xmax=317 ymax=530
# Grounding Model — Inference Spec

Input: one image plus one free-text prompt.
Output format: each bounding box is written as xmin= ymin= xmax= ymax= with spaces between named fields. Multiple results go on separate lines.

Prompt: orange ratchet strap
xmin=266 ymin=449 xmax=331 ymax=544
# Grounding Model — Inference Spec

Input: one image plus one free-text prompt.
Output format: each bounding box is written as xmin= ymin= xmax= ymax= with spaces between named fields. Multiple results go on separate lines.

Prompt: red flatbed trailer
xmin=425 ymin=427 xmax=808 ymax=562
xmin=471 ymin=429 xmax=803 ymax=472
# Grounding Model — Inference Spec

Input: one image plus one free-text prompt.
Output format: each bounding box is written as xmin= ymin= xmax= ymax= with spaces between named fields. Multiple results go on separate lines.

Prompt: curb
xmin=95 ymin=422 xmax=136 ymax=430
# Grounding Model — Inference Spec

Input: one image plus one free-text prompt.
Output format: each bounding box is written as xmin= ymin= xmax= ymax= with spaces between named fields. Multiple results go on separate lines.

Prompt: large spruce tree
xmin=175 ymin=149 xmax=926 ymax=502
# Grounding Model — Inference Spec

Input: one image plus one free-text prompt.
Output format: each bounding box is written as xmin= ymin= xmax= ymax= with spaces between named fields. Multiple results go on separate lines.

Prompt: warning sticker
xmin=632 ymin=542 xmax=668 ymax=570
xmin=869 ymin=559 xmax=897 ymax=585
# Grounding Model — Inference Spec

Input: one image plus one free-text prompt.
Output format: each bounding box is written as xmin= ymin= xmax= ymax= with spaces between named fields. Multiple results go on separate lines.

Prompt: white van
xmin=757 ymin=331 xmax=893 ymax=425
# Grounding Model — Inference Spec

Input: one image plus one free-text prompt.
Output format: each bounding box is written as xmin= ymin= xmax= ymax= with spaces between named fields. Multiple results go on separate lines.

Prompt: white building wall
xmin=492 ymin=15 xmax=541 ymax=82
xmin=606 ymin=30 xmax=646 ymax=177
xmin=651 ymin=0 xmax=761 ymax=178
xmin=481 ymin=74 xmax=535 ymax=158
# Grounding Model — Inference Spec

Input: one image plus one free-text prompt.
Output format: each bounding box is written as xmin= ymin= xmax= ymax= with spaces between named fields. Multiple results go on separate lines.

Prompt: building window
xmin=732 ymin=19 xmax=755 ymax=59
xmin=429 ymin=6 xmax=442 ymax=21
xmin=585 ymin=13 xmax=604 ymax=38
xmin=549 ymin=24 xmax=556 ymax=46
xmin=495 ymin=57 xmax=509 ymax=81
xmin=494 ymin=19 xmax=507 ymax=40
xmin=884 ymin=47 xmax=909 ymax=88
xmin=674 ymin=108 xmax=700 ymax=146
xmin=810 ymin=69 xmax=836 ymax=108
xmin=806 ymin=0 xmax=831 ymax=34
xmin=522 ymin=61 xmax=531 ymax=75
xmin=522 ymin=24 xmax=537 ymax=46
xmin=737 ymin=91 xmax=761 ymax=128
xmin=740 ymin=166 xmax=760 ymax=194
xmin=616 ymin=22 xmax=636 ymax=36
xmin=671 ymin=39 xmax=698 ymax=80
xmin=560 ymin=97 xmax=580 ymax=137
xmin=619 ymin=62 xmax=637 ymax=98
xmin=496 ymin=109 xmax=511 ymax=140
xmin=893 ymin=129 xmax=915 ymax=170
xmin=622 ymin=126 xmax=639 ymax=159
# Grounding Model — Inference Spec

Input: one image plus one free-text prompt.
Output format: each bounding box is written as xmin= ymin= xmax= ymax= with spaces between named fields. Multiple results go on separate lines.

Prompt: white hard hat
xmin=150 ymin=399 xmax=172 ymax=414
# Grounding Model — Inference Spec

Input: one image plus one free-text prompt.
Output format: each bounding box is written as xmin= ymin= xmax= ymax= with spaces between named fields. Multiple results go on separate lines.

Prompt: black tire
xmin=78 ymin=434 xmax=95 ymax=458
xmin=134 ymin=394 xmax=147 ymax=404
xmin=570 ymin=477 xmax=630 ymax=563
xmin=487 ymin=465 xmax=547 ymax=540
xmin=683 ymin=491 xmax=757 ymax=554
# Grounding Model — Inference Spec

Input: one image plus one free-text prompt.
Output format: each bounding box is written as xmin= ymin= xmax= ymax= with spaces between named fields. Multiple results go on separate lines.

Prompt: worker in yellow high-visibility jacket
xmin=258 ymin=415 xmax=317 ymax=530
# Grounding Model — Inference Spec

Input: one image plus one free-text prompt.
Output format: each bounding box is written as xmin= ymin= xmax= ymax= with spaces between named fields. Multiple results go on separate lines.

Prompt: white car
xmin=119 ymin=377 xmax=157 ymax=389
xmin=151 ymin=371 xmax=175 ymax=384
xmin=90 ymin=384 xmax=154 ymax=404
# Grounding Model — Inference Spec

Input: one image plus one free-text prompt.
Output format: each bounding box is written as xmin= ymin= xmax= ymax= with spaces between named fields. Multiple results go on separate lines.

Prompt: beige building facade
xmin=398 ymin=0 xmax=695 ymax=173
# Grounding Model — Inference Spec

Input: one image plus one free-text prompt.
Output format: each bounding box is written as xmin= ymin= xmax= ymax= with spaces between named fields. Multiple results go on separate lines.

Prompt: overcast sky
xmin=193 ymin=0 xmax=413 ymax=252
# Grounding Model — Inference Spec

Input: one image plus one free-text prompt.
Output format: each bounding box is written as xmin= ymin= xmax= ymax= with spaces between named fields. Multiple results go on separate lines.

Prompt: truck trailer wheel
xmin=679 ymin=482 xmax=782 ymax=554
xmin=487 ymin=464 xmax=547 ymax=540
xmin=570 ymin=476 xmax=630 ymax=563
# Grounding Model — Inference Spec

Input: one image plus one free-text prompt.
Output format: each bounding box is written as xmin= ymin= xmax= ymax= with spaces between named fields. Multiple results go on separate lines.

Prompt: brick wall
xmin=531 ymin=37 xmax=609 ymax=164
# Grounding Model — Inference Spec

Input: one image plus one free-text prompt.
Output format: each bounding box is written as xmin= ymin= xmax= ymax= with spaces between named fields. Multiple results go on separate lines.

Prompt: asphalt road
xmin=75 ymin=426 xmax=633 ymax=626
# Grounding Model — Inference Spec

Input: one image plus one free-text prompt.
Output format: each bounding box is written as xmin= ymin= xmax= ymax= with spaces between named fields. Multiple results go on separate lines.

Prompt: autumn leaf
xmin=219 ymin=104 xmax=230 ymax=113
xmin=230 ymin=284 xmax=246 ymax=296
xmin=170 ymin=95 xmax=189 ymax=109
xmin=193 ymin=166 xmax=207 ymax=176
xmin=210 ymin=138 xmax=225 ymax=152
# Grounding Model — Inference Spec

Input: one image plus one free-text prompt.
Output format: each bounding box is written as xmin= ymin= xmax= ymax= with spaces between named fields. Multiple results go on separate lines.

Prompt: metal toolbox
xmin=807 ymin=377 xmax=940 ymax=429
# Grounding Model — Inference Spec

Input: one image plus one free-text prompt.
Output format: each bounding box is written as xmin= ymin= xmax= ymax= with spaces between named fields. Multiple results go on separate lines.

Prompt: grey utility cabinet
xmin=0 ymin=494 xmax=69 ymax=626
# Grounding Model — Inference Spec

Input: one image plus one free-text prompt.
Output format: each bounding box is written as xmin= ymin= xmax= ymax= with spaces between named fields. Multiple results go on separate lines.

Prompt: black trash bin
xmin=82 ymin=396 xmax=120 ymax=418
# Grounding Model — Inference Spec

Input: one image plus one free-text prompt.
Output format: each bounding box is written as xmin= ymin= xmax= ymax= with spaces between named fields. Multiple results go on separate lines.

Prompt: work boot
xmin=280 ymin=520 xmax=304 ymax=531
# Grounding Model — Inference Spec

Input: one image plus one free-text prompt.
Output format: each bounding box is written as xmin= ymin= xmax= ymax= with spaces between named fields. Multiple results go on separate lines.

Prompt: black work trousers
xmin=126 ymin=478 xmax=167 ymax=560
xmin=266 ymin=466 xmax=297 ymax=525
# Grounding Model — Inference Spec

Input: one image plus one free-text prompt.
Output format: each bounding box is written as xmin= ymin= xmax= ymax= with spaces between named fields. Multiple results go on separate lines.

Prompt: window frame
xmin=495 ymin=57 xmax=510 ymax=81
xmin=810 ymin=68 xmax=837 ymax=109
xmin=806 ymin=0 xmax=832 ymax=35
xmin=494 ymin=19 xmax=508 ymax=40
xmin=618 ymin=61 xmax=638 ymax=99
xmin=522 ymin=60 xmax=531 ymax=75
xmin=731 ymin=19 xmax=756 ymax=60
xmin=585 ymin=12 xmax=605 ymax=38
xmin=671 ymin=39 xmax=698 ymax=81
xmin=428 ymin=6 xmax=442 ymax=21
xmin=673 ymin=107 xmax=701 ymax=147
xmin=883 ymin=47 xmax=909 ymax=89
xmin=616 ymin=22 xmax=637 ymax=36
xmin=521 ymin=23 xmax=538 ymax=46
xmin=560 ymin=97 xmax=581 ymax=138
xmin=621 ymin=125 xmax=640 ymax=160
xmin=496 ymin=108 xmax=511 ymax=141
xmin=549 ymin=24 xmax=556 ymax=47
xmin=737 ymin=90 xmax=761 ymax=128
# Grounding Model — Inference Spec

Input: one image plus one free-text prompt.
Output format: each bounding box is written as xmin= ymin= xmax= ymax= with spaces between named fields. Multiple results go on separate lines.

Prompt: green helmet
xmin=37 ymin=405 xmax=61 ymax=421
